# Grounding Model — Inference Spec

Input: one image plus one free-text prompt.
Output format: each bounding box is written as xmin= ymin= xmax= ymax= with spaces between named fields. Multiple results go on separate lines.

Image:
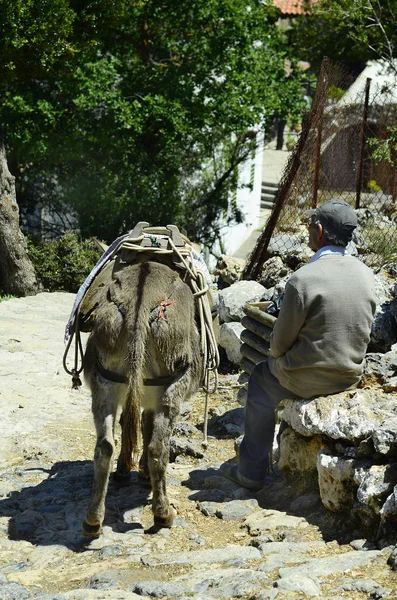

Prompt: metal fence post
xmin=355 ymin=77 xmax=371 ymax=209
xmin=311 ymin=61 xmax=328 ymax=209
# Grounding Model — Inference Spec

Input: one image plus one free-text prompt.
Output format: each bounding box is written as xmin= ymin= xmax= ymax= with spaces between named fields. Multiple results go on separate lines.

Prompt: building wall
xmin=207 ymin=131 xmax=264 ymax=265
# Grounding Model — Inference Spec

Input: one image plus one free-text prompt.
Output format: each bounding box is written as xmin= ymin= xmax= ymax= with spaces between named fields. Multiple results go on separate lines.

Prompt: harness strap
xmin=96 ymin=357 xmax=177 ymax=387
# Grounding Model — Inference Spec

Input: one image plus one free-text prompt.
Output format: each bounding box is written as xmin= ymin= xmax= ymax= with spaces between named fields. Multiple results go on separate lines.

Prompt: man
xmin=222 ymin=199 xmax=377 ymax=490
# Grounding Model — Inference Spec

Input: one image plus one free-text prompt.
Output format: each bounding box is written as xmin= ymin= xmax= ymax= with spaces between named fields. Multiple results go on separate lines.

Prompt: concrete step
xmin=261 ymin=200 xmax=275 ymax=210
xmin=261 ymin=192 xmax=276 ymax=202
xmin=262 ymin=181 xmax=279 ymax=190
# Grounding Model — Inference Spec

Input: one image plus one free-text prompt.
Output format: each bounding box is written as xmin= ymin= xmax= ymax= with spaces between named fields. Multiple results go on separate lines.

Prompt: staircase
xmin=261 ymin=181 xmax=279 ymax=210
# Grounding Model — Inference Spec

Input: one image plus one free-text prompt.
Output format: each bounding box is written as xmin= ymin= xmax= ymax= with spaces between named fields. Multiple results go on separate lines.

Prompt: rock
xmin=198 ymin=499 xmax=256 ymax=520
xmin=209 ymin=407 xmax=244 ymax=436
xmin=64 ymin=592 xmax=142 ymax=599
xmin=253 ymin=591 xmax=279 ymax=600
xmin=337 ymin=577 xmax=385 ymax=594
xmin=373 ymin=271 xmax=394 ymax=306
xmin=99 ymin=544 xmax=124 ymax=558
xmin=278 ymin=549 xmax=380 ymax=579
xmin=219 ymin=322 xmax=244 ymax=365
xmin=216 ymin=500 xmax=257 ymax=520
xmin=278 ymin=427 xmax=328 ymax=478
xmin=387 ymin=545 xmax=397 ymax=570
xmin=252 ymin=540 xmax=326 ymax=569
xmin=236 ymin=386 xmax=247 ymax=406
xmin=215 ymin=255 xmax=246 ymax=287
xmin=169 ymin=437 xmax=204 ymax=462
xmin=141 ymin=545 xmax=261 ymax=566
xmin=87 ymin=571 xmax=120 ymax=589
xmin=276 ymin=574 xmax=321 ymax=596
xmin=173 ymin=421 xmax=199 ymax=437
xmin=218 ymin=281 xmax=266 ymax=323
xmin=259 ymin=257 xmax=292 ymax=289
xmin=317 ymin=452 xmax=357 ymax=512
xmin=132 ymin=567 xmax=270 ymax=598
xmin=197 ymin=501 xmax=219 ymax=517
xmin=362 ymin=351 xmax=397 ymax=387
xmin=244 ymin=510 xmax=308 ymax=534
xmin=290 ymin=494 xmax=321 ymax=511
xmin=0 ymin=582 xmax=32 ymax=599
xmin=281 ymin=390 xmax=397 ymax=454
xmin=349 ymin=539 xmax=377 ymax=550
xmin=370 ymin=304 xmax=397 ymax=352
xmin=2 ymin=291 xmax=397 ymax=600
xmin=356 ymin=464 xmax=397 ymax=514
xmin=266 ymin=233 xmax=309 ymax=265
xmin=380 ymin=485 xmax=397 ymax=528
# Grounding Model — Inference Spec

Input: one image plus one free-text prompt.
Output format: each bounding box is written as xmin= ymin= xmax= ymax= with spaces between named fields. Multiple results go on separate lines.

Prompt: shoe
xmin=220 ymin=464 xmax=264 ymax=491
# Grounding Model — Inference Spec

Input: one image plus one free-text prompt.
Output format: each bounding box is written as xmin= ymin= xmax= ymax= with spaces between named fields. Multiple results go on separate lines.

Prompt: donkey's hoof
xmin=154 ymin=505 xmax=177 ymax=528
xmin=82 ymin=519 xmax=102 ymax=538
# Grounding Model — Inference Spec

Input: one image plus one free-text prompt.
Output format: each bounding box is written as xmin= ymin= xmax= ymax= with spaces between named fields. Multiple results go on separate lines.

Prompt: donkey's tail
xmin=121 ymin=262 xmax=152 ymax=471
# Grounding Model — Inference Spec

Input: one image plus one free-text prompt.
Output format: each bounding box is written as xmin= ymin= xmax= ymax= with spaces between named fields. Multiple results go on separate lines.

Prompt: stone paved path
xmin=0 ymin=293 xmax=397 ymax=599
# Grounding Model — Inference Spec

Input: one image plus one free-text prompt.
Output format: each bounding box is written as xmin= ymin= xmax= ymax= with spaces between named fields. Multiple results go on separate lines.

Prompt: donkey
xmin=81 ymin=259 xmax=203 ymax=537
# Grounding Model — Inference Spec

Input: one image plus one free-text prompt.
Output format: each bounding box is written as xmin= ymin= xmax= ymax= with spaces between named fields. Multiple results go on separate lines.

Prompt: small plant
xmin=327 ymin=85 xmax=345 ymax=103
xmin=27 ymin=232 xmax=102 ymax=293
xmin=367 ymin=179 xmax=382 ymax=193
xmin=0 ymin=295 xmax=15 ymax=302
xmin=285 ymin=136 xmax=296 ymax=151
xmin=361 ymin=216 xmax=397 ymax=266
xmin=368 ymin=126 xmax=397 ymax=166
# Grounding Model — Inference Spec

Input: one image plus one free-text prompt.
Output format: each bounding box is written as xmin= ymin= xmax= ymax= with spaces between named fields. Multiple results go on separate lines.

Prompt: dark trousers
xmin=239 ymin=360 xmax=299 ymax=482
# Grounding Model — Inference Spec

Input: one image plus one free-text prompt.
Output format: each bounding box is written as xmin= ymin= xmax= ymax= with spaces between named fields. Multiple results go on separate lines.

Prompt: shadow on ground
xmin=182 ymin=465 xmax=390 ymax=547
xmin=0 ymin=460 xmax=150 ymax=551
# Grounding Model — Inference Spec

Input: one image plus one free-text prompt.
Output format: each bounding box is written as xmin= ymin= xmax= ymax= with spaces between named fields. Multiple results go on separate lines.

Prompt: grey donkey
xmin=82 ymin=260 xmax=203 ymax=537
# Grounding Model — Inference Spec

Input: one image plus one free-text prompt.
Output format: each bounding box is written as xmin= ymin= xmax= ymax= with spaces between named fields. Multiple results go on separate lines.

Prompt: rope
xmin=63 ymin=229 xmax=220 ymax=442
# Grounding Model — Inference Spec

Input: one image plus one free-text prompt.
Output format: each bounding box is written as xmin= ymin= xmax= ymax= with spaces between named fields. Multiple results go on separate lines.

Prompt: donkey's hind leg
xmin=82 ymin=381 xmax=120 ymax=538
xmin=148 ymin=374 xmax=192 ymax=527
xmin=148 ymin=408 xmax=176 ymax=527
xmin=138 ymin=409 xmax=154 ymax=487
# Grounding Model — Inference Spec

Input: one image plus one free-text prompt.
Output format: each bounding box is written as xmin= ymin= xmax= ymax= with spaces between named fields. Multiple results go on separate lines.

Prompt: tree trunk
xmin=0 ymin=139 xmax=38 ymax=296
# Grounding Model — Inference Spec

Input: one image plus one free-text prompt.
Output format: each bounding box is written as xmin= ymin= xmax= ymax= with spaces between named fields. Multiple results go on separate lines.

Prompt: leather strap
xmin=96 ymin=358 xmax=176 ymax=386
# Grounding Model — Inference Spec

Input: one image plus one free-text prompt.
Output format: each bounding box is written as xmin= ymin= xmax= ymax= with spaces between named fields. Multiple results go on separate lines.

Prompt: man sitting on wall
xmin=222 ymin=199 xmax=377 ymax=490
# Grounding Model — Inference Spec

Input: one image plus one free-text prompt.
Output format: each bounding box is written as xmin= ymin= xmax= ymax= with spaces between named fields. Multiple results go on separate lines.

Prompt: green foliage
xmin=367 ymin=179 xmax=382 ymax=193
xmin=0 ymin=295 xmax=15 ymax=302
xmin=286 ymin=0 xmax=397 ymax=76
xmin=27 ymin=232 xmax=101 ymax=292
xmin=361 ymin=217 xmax=397 ymax=265
xmin=368 ymin=127 xmax=397 ymax=166
xmin=327 ymin=85 xmax=345 ymax=103
xmin=0 ymin=0 xmax=306 ymax=247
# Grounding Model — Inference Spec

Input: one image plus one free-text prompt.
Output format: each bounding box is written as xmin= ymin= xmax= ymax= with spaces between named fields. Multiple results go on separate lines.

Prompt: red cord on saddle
xmin=157 ymin=297 xmax=176 ymax=320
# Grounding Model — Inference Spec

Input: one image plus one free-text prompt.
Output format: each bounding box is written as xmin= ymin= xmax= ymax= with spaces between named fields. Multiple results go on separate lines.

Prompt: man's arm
xmin=270 ymin=279 xmax=307 ymax=358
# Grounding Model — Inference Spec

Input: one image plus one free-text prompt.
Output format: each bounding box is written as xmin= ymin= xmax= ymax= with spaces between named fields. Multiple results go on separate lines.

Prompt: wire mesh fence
xmin=244 ymin=58 xmax=397 ymax=280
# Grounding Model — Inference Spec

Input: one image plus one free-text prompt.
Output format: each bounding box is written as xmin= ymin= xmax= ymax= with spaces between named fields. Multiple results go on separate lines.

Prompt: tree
xmin=0 ymin=0 xmax=78 ymax=295
xmin=0 ymin=139 xmax=37 ymax=295
xmin=287 ymin=0 xmax=397 ymax=77
xmin=1 ymin=0 xmax=306 ymax=252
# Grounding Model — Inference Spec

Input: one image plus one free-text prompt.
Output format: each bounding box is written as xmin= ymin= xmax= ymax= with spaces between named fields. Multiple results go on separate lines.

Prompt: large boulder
xmin=278 ymin=388 xmax=397 ymax=534
xmin=218 ymin=280 xmax=266 ymax=323
xmin=281 ymin=389 xmax=397 ymax=455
